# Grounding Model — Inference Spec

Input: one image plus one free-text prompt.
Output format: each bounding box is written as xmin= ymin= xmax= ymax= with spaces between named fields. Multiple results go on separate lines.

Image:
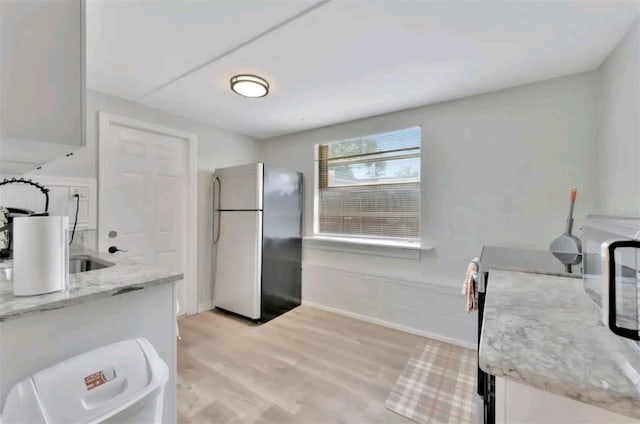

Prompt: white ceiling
xmin=87 ymin=0 xmax=639 ymax=140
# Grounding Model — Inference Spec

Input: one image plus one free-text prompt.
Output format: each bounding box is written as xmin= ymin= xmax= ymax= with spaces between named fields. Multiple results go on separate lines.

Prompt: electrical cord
xmin=69 ymin=194 xmax=80 ymax=246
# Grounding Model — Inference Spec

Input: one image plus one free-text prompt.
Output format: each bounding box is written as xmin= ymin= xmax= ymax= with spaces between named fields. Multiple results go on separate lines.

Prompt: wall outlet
xmin=70 ymin=186 xmax=89 ymax=199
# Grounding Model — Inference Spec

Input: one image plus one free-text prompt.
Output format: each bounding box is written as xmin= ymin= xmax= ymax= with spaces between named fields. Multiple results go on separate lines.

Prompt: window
xmin=315 ymin=127 xmax=421 ymax=241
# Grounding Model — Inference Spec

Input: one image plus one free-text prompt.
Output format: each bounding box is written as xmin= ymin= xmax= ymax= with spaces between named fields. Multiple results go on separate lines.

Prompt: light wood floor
xmin=176 ymin=305 xmax=427 ymax=423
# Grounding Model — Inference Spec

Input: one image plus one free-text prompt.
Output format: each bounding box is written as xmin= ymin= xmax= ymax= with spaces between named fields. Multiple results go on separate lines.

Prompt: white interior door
xmin=99 ymin=117 xmax=189 ymax=315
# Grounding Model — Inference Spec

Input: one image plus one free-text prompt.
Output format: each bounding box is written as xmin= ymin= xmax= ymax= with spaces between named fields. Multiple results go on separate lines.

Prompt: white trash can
xmin=0 ymin=338 xmax=168 ymax=424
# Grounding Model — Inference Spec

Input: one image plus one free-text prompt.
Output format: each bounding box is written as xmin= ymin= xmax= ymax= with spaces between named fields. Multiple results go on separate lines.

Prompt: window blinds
xmin=317 ymin=127 xmax=421 ymax=240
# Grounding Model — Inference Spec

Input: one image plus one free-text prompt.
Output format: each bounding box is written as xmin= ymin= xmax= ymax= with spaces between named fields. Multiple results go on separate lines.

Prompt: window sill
xmin=303 ymin=236 xmax=433 ymax=259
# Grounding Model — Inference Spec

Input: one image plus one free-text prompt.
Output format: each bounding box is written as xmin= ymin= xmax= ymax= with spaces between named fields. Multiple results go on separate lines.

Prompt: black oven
xmin=477 ymin=272 xmax=495 ymax=424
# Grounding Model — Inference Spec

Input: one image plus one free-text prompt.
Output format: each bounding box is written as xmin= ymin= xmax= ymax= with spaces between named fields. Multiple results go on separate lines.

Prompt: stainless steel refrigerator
xmin=212 ymin=163 xmax=303 ymax=322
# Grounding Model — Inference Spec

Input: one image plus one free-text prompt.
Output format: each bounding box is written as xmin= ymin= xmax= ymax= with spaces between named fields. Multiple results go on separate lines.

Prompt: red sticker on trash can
xmin=84 ymin=371 xmax=106 ymax=391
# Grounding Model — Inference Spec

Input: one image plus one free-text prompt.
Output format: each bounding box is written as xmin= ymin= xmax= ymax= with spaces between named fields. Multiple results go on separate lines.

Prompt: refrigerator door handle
xmin=213 ymin=176 xmax=221 ymax=244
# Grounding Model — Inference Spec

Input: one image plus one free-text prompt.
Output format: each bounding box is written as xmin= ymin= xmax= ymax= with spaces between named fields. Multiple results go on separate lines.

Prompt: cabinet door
xmin=497 ymin=377 xmax=640 ymax=424
xmin=1 ymin=0 xmax=84 ymax=174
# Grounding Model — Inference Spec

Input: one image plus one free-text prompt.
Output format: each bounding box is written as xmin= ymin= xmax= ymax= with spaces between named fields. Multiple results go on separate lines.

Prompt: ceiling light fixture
xmin=230 ymin=74 xmax=269 ymax=98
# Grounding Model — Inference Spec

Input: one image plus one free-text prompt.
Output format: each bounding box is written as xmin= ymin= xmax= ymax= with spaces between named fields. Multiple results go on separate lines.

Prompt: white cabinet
xmin=0 ymin=0 xmax=85 ymax=175
xmin=495 ymin=377 xmax=640 ymax=424
xmin=0 ymin=282 xmax=177 ymax=423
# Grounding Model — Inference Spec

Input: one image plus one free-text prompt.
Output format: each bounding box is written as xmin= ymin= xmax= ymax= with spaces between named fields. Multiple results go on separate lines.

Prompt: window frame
xmin=313 ymin=126 xmax=422 ymax=244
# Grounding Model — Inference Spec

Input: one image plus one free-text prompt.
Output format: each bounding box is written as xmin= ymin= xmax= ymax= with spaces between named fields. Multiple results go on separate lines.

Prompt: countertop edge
xmin=478 ymin=354 xmax=640 ymax=420
xmin=0 ymin=272 xmax=183 ymax=322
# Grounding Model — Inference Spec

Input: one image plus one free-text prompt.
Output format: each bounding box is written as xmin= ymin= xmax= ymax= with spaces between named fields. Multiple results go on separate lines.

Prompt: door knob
xmin=108 ymin=245 xmax=128 ymax=254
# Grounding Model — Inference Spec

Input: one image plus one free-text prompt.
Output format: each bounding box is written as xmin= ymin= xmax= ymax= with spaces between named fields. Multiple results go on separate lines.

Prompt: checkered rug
xmin=385 ymin=341 xmax=477 ymax=424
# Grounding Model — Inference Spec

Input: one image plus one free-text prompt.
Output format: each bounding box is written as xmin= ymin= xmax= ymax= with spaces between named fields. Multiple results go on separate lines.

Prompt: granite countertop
xmin=479 ymin=269 xmax=640 ymax=419
xmin=0 ymin=248 xmax=182 ymax=321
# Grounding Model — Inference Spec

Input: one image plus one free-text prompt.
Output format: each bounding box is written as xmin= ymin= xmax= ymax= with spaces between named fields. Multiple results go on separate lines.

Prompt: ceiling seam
xmin=132 ymin=0 xmax=331 ymax=102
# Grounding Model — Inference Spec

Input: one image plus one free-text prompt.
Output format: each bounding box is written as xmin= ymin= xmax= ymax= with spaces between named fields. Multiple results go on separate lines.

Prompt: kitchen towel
xmin=462 ymin=257 xmax=479 ymax=313
xmin=13 ymin=216 xmax=69 ymax=296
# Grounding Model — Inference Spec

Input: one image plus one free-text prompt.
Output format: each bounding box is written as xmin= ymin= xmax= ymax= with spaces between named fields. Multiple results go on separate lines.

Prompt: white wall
xmin=31 ymin=89 xmax=260 ymax=313
xmin=260 ymin=71 xmax=599 ymax=346
xmin=597 ymin=20 xmax=640 ymax=216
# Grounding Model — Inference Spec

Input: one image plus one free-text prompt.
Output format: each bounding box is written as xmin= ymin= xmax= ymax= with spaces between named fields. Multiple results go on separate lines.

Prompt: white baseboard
xmin=197 ymin=300 xmax=214 ymax=314
xmin=301 ymin=300 xmax=476 ymax=350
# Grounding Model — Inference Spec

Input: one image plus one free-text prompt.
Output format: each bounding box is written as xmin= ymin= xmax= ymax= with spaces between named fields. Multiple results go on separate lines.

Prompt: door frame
xmin=98 ymin=112 xmax=199 ymax=316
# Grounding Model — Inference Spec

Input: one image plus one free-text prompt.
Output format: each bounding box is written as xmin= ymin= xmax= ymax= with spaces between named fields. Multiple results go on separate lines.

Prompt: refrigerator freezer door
xmin=213 ymin=211 xmax=262 ymax=319
xmin=214 ymin=163 xmax=263 ymax=211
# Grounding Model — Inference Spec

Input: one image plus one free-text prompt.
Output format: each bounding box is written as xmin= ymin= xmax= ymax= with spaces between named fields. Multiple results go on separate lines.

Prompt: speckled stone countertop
xmin=0 ymin=248 xmax=182 ymax=321
xmin=479 ymin=269 xmax=640 ymax=419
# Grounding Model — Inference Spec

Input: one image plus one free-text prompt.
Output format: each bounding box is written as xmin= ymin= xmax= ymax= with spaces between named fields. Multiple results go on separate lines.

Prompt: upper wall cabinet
xmin=0 ymin=0 xmax=85 ymax=175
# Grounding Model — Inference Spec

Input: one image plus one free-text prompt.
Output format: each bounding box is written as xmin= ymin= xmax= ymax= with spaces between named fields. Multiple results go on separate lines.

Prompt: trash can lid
xmin=3 ymin=338 xmax=168 ymax=424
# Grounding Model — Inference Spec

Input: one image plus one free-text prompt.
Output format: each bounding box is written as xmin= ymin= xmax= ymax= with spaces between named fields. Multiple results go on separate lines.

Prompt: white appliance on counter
xmin=212 ymin=163 xmax=303 ymax=322
xmin=13 ymin=216 xmax=69 ymax=296
xmin=583 ymin=216 xmax=640 ymax=342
